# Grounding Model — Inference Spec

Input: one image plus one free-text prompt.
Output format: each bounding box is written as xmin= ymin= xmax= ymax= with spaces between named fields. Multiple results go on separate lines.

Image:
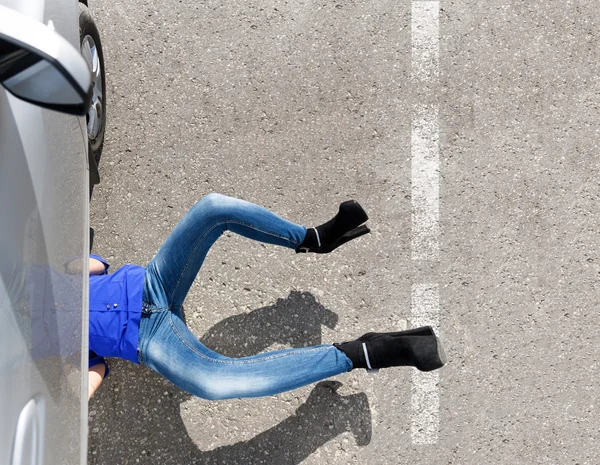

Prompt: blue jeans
xmin=137 ymin=193 xmax=353 ymax=400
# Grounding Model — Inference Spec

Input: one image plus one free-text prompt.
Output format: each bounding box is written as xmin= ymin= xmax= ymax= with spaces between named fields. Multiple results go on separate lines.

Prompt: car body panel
xmin=0 ymin=0 xmax=90 ymax=464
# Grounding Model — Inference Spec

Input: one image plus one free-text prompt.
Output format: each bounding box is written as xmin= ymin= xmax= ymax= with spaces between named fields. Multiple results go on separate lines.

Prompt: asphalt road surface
xmin=88 ymin=1 xmax=600 ymax=464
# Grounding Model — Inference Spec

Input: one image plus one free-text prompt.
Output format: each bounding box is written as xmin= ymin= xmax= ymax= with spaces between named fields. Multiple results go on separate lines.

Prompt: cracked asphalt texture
xmin=88 ymin=1 xmax=600 ymax=464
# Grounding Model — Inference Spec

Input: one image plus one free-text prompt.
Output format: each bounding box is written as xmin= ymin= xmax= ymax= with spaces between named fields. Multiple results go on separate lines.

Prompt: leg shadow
xmin=89 ymin=291 xmax=372 ymax=465
xmin=197 ymin=290 xmax=339 ymax=357
xmin=201 ymin=381 xmax=371 ymax=465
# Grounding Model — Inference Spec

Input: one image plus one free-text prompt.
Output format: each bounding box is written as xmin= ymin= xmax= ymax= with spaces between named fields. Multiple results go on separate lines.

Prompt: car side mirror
xmin=0 ymin=5 xmax=92 ymax=116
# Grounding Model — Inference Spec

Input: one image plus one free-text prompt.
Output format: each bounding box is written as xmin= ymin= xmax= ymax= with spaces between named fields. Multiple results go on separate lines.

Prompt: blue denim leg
xmin=143 ymin=193 xmax=307 ymax=309
xmin=138 ymin=308 xmax=352 ymax=400
xmin=139 ymin=193 xmax=352 ymax=399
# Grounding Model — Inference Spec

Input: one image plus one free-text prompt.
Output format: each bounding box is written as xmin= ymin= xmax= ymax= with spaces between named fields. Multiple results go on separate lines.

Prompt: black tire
xmin=79 ymin=3 xmax=106 ymax=166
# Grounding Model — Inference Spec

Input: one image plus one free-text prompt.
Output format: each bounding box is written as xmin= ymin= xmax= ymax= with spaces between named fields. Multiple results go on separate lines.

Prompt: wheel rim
xmin=81 ymin=35 xmax=104 ymax=151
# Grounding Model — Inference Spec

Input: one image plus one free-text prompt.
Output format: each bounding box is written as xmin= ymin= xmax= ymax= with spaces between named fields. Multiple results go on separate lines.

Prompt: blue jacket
xmin=88 ymin=254 xmax=145 ymax=370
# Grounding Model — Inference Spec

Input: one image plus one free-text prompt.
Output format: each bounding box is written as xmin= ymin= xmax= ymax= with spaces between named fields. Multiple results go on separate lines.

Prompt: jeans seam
xmin=168 ymin=312 xmax=332 ymax=365
xmin=169 ymin=219 xmax=300 ymax=305
xmin=138 ymin=307 xmax=174 ymax=364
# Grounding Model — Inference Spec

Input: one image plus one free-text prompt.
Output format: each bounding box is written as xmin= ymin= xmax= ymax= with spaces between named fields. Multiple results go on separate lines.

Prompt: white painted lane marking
xmin=411 ymin=104 xmax=440 ymax=261
xmin=412 ymin=1 xmax=440 ymax=82
xmin=411 ymin=283 xmax=440 ymax=445
xmin=411 ymin=0 xmax=441 ymax=447
xmin=411 ymin=370 xmax=440 ymax=445
xmin=411 ymin=283 xmax=440 ymax=331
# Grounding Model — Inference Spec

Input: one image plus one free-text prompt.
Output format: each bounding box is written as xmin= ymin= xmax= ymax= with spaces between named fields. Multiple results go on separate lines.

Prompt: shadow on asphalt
xmin=89 ymin=291 xmax=372 ymax=464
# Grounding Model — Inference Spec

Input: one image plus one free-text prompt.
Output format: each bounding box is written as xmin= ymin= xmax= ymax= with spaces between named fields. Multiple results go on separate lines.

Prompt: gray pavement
xmin=88 ymin=0 xmax=600 ymax=464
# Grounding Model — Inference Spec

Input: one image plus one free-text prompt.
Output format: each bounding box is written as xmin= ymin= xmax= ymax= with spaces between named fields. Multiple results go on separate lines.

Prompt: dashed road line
xmin=411 ymin=105 xmax=440 ymax=261
xmin=410 ymin=0 xmax=441 ymax=446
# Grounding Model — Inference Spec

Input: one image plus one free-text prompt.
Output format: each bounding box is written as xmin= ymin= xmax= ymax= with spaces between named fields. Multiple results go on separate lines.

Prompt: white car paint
xmin=0 ymin=1 xmax=94 ymax=464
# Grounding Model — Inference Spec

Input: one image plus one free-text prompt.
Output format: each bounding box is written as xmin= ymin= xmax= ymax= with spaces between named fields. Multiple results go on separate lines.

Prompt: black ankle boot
xmin=296 ymin=200 xmax=370 ymax=253
xmin=334 ymin=326 xmax=446 ymax=372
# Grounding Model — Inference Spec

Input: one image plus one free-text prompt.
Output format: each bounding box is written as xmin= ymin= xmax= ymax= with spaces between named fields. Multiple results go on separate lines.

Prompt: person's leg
xmin=139 ymin=308 xmax=353 ymax=400
xmin=144 ymin=193 xmax=307 ymax=309
xmin=138 ymin=308 xmax=446 ymax=401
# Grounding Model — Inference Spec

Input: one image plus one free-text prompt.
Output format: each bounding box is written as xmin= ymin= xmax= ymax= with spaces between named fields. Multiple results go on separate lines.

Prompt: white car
xmin=0 ymin=1 xmax=106 ymax=464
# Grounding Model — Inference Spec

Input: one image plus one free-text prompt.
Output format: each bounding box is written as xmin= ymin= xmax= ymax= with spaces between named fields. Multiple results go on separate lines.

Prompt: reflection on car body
xmin=0 ymin=1 xmax=107 ymax=464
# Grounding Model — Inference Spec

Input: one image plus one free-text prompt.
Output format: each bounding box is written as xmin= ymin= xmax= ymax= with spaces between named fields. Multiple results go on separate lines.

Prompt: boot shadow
xmin=89 ymin=291 xmax=372 ymax=464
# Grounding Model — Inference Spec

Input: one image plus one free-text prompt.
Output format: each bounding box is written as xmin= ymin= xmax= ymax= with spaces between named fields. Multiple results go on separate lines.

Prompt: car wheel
xmin=79 ymin=3 xmax=106 ymax=166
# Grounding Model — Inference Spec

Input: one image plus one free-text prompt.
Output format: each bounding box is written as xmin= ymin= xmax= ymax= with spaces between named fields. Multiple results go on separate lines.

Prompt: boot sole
xmin=358 ymin=326 xmax=435 ymax=341
xmin=437 ymin=337 xmax=447 ymax=366
xmin=297 ymin=224 xmax=371 ymax=254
